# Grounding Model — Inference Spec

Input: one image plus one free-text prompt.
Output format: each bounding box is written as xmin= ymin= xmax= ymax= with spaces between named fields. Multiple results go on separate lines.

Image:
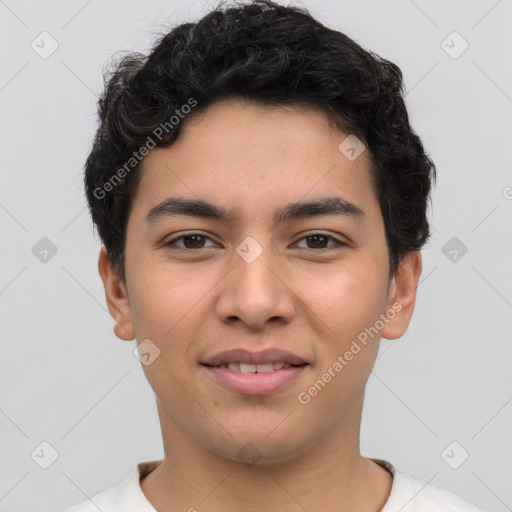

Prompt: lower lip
xmin=202 ymin=365 xmax=308 ymax=395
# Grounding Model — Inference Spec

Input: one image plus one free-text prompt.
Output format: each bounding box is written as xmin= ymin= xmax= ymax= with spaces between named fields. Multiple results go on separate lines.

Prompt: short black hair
xmin=84 ymin=0 xmax=436 ymax=282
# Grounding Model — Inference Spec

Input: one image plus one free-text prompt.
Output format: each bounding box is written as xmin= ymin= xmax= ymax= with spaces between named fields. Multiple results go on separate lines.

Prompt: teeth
xmin=239 ymin=363 xmax=256 ymax=374
xmin=255 ymin=363 xmax=274 ymax=373
xmin=220 ymin=362 xmax=292 ymax=373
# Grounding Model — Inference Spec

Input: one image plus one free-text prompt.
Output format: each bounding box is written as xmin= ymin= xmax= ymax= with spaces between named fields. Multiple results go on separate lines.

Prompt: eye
xmin=165 ymin=233 xmax=216 ymax=250
xmin=164 ymin=232 xmax=347 ymax=251
xmin=293 ymin=233 xmax=346 ymax=250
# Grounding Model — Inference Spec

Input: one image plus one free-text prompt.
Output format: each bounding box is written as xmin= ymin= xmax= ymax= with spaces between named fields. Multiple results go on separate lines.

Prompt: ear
xmin=381 ymin=251 xmax=422 ymax=340
xmin=97 ymin=245 xmax=135 ymax=341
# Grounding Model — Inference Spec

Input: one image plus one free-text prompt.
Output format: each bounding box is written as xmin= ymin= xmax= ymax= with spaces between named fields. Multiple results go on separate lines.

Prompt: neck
xmin=140 ymin=399 xmax=393 ymax=512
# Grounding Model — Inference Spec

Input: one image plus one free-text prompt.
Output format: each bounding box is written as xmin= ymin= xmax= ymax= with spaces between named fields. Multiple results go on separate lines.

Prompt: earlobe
xmin=381 ymin=251 xmax=422 ymax=340
xmin=97 ymin=246 xmax=135 ymax=341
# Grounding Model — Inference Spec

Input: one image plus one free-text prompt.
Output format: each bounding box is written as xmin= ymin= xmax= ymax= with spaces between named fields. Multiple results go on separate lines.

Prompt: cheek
xmin=127 ymin=262 xmax=220 ymax=396
xmin=298 ymin=258 xmax=388 ymax=337
xmin=128 ymin=268 xmax=205 ymax=401
xmin=128 ymin=259 xmax=210 ymax=338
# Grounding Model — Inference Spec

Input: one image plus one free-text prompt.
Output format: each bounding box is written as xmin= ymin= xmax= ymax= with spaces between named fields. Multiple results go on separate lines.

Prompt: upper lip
xmin=202 ymin=348 xmax=308 ymax=366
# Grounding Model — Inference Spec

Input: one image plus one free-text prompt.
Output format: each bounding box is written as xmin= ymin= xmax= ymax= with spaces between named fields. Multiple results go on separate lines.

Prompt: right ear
xmin=97 ymin=245 xmax=135 ymax=341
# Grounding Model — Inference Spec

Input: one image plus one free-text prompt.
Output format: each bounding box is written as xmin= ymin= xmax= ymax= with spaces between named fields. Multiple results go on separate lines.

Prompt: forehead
xmin=133 ymin=98 xmax=379 ymax=223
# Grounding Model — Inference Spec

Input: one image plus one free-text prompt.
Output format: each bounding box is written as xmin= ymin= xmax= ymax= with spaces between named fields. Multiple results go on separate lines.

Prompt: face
xmin=100 ymin=98 xmax=421 ymax=464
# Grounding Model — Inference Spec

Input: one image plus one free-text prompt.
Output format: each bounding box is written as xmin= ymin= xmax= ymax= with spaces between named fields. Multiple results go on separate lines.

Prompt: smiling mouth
xmin=202 ymin=362 xmax=308 ymax=373
xmin=201 ymin=362 xmax=309 ymax=395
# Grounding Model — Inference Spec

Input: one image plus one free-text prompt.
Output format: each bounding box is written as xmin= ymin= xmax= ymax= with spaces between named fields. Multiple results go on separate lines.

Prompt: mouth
xmin=200 ymin=348 xmax=309 ymax=395
xmin=202 ymin=362 xmax=308 ymax=373
xmin=201 ymin=363 xmax=309 ymax=395
xmin=201 ymin=348 xmax=308 ymax=367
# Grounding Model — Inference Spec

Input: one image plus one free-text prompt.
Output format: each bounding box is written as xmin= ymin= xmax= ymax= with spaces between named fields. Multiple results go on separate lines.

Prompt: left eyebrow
xmin=145 ymin=196 xmax=365 ymax=225
xmin=275 ymin=196 xmax=365 ymax=224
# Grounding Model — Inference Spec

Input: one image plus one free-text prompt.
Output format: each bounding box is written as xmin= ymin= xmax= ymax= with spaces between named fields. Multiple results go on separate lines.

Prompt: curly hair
xmin=84 ymin=0 xmax=436 ymax=283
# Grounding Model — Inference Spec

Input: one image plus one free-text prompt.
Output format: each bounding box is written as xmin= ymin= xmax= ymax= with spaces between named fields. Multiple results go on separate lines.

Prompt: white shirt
xmin=63 ymin=458 xmax=488 ymax=511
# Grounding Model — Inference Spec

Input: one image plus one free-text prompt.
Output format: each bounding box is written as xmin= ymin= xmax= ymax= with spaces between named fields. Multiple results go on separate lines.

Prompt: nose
xmin=215 ymin=244 xmax=296 ymax=330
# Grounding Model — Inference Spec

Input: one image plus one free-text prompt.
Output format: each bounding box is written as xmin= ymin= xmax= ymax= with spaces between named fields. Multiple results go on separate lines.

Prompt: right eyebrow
xmin=145 ymin=195 xmax=365 ymax=225
xmin=146 ymin=197 xmax=237 ymax=224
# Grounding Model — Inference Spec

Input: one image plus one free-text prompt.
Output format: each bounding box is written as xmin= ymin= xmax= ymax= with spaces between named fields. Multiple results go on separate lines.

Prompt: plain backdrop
xmin=1 ymin=0 xmax=511 ymax=511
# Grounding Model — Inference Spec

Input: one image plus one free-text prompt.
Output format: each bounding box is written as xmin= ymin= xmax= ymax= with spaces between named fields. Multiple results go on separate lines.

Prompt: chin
xmin=202 ymin=428 xmax=310 ymax=466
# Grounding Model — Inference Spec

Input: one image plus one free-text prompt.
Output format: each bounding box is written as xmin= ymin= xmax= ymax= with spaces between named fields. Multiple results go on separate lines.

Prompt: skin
xmin=99 ymin=98 xmax=422 ymax=512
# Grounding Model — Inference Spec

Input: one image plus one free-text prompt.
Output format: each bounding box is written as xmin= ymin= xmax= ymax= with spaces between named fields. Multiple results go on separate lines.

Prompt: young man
xmin=65 ymin=1 xmax=487 ymax=510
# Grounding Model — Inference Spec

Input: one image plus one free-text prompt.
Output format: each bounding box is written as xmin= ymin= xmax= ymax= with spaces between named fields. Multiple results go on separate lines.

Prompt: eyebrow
xmin=145 ymin=196 xmax=365 ymax=225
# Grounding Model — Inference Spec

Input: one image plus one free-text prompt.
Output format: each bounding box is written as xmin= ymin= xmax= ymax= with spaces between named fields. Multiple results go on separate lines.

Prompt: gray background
xmin=1 ymin=0 xmax=511 ymax=511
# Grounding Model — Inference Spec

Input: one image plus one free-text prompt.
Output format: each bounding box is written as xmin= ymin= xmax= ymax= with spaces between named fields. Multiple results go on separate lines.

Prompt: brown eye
xmin=305 ymin=235 xmax=329 ymax=249
xmin=181 ymin=235 xmax=206 ymax=249
xmin=294 ymin=233 xmax=345 ymax=250
xmin=166 ymin=233 xmax=215 ymax=250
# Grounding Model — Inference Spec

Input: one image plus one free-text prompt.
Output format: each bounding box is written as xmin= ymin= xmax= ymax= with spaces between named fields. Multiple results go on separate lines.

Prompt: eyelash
xmin=164 ymin=232 xmax=347 ymax=252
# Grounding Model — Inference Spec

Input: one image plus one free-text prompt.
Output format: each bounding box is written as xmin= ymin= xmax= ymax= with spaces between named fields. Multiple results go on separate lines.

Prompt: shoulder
xmin=63 ymin=485 xmax=121 ymax=512
xmin=378 ymin=460 xmax=489 ymax=512
xmin=61 ymin=460 xmax=161 ymax=512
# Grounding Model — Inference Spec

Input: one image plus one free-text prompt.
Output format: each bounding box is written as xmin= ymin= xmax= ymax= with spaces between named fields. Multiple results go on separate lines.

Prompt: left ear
xmin=381 ymin=251 xmax=422 ymax=340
